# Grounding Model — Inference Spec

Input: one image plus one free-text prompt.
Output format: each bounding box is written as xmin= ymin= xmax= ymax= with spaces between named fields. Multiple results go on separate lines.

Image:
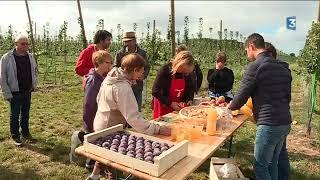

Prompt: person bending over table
xmin=152 ymin=50 xmax=195 ymax=119
xmin=207 ymin=51 xmax=234 ymax=102
xmin=87 ymin=53 xmax=171 ymax=180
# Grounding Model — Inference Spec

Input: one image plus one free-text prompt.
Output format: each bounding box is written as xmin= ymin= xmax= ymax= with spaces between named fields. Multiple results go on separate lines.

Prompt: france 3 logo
xmin=286 ymin=16 xmax=296 ymax=30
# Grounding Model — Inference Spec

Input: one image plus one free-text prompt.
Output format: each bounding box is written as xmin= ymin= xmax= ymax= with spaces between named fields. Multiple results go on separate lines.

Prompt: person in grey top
xmin=114 ymin=32 xmax=150 ymax=112
xmin=0 ymin=35 xmax=38 ymax=146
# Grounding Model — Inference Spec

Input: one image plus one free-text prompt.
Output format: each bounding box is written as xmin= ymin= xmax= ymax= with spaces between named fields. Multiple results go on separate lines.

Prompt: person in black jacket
xmin=265 ymin=42 xmax=290 ymax=180
xmin=152 ymin=51 xmax=195 ymax=119
xmin=175 ymin=44 xmax=203 ymax=94
xmin=207 ymin=51 xmax=234 ymax=102
xmin=228 ymin=33 xmax=292 ymax=180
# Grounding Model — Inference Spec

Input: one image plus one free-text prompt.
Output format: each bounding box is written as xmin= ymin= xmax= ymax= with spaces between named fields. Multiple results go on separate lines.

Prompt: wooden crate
xmin=83 ymin=124 xmax=188 ymax=177
xmin=209 ymin=157 xmax=248 ymax=180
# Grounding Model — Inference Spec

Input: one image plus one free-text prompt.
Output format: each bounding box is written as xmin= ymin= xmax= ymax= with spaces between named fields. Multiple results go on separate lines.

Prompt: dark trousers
xmin=10 ymin=92 xmax=32 ymax=139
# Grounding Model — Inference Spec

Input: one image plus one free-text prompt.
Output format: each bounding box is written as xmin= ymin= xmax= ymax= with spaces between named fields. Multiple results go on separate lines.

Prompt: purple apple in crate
xmin=102 ymin=142 xmax=110 ymax=148
xmin=144 ymin=156 xmax=153 ymax=162
xmin=136 ymin=149 xmax=144 ymax=155
xmin=127 ymin=153 xmax=135 ymax=158
xmin=153 ymin=148 xmax=161 ymax=156
xmin=161 ymin=146 xmax=169 ymax=152
xmin=118 ymin=147 xmax=126 ymax=152
xmin=114 ymin=134 xmax=121 ymax=140
xmin=144 ymin=152 xmax=153 ymax=158
xmin=137 ymin=137 xmax=144 ymax=141
xmin=112 ymin=139 xmax=120 ymax=145
xmin=144 ymin=147 xmax=152 ymax=153
xmin=129 ymin=135 xmax=136 ymax=140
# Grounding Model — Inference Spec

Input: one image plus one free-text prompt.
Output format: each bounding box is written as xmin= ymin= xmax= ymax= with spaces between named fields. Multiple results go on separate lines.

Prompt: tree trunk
xmin=170 ymin=0 xmax=175 ymax=58
xmin=77 ymin=0 xmax=88 ymax=49
xmin=25 ymin=0 xmax=37 ymax=63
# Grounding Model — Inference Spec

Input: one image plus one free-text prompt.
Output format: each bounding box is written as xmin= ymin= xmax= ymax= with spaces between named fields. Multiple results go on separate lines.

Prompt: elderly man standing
xmin=114 ymin=32 xmax=150 ymax=112
xmin=0 ymin=35 xmax=38 ymax=146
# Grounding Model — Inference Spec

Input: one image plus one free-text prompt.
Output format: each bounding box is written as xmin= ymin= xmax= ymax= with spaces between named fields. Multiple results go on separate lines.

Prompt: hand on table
xmin=159 ymin=125 xmax=171 ymax=136
xmin=226 ymin=101 xmax=232 ymax=109
xmin=171 ymin=102 xmax=182 ymax=111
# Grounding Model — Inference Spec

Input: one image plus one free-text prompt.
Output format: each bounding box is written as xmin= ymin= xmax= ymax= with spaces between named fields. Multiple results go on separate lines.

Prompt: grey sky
xmin=0 ymin=1 xmax=318 ymax=54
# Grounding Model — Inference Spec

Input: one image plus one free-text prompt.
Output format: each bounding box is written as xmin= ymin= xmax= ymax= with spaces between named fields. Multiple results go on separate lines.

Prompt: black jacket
xmin=190 ymin=63 xmax=203 ymax=93
xmin=114 ymin=45 xmax=150 ymax=93
xmin=229 ymin=52 xmax=292 ymax=126
xmin=207 ymin=67 xmax=234 ymax=94
xmin=152 ymin=63 xmax=194 ymax=106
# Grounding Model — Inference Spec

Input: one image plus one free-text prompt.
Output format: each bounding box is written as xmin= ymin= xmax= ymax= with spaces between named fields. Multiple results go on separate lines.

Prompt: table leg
xmin=228 ymin=135 xmax=233 ymax=158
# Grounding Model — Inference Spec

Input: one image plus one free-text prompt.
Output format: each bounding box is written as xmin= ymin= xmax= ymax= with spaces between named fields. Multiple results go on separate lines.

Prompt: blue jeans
xmin=255 ymin=125 xmax=291 ymax=180
xmin=10 ymin=92 xmax=32 ymax=139
xmin=278 ymin=139 xmax=290 ymax=180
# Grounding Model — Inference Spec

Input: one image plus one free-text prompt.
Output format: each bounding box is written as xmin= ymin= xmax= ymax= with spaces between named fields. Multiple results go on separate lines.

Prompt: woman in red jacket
xmin=152 ymin=51 xmax=195 ymax=119
xmin=74 ymin=30 xmax=112 ymax=88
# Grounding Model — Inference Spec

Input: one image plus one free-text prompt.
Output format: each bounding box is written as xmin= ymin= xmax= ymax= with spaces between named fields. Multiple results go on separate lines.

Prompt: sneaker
xmin=13 ymin=137 xmax=22 ymax=146
xmin=69 ymin=130 xmax=83 ymax=163
xmin=22 ymin=134 xmax=37 ymax=143
xmin=85 ymin=158 xmax=95 ymax=170
xmin=85 ymin=175 xmax=100 ymax=180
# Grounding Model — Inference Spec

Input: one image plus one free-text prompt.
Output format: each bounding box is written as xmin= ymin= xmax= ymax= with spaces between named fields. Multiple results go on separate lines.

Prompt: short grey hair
xmin=15 ymin=35 xmax=28 ymax=43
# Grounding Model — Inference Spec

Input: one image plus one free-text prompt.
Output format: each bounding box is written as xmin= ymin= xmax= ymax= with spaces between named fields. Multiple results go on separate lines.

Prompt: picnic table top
xmin=75 ymin=113 xmax=247 ymax=180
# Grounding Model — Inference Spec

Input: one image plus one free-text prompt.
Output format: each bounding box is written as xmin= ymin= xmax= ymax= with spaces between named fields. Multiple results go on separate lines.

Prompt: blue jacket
xmin=229 ymin=52 xmax=292 ymax=126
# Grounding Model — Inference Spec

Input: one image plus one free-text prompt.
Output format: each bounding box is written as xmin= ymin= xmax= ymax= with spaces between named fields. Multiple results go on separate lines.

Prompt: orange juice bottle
xmin=207 ymin=108 xmax=218 ymax=135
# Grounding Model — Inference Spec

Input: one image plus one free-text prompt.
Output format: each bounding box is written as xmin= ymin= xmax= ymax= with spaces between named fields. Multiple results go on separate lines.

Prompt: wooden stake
xmin=25 ymin=0 xmax=37 ymax=63
xmin=171 ymin=0 xmax=176 ymax=57
xmin=77 ymin=0 xmax=88 ymax=49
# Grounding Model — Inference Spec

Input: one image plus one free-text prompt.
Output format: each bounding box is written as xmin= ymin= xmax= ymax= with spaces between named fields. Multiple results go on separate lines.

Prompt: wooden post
xmin=219 ymin=20 xmax=222 ymax=51
xmin=25 ymin=0 xmax=37 ymax=63
xmin=77 ymin=0 xmax=88 ymax=49
xmin=171 ymin=0 xmax=176 ymax=57
xmin=318 ymin=0 xmax=320 ymax=22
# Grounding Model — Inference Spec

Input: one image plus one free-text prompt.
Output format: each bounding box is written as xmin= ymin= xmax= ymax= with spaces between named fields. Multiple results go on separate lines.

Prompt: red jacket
xmin=75 ymin=44 xmax=95 ymax=76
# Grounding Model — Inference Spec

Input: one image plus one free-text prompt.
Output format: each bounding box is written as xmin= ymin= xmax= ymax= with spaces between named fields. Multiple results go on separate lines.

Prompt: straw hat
xmin=122 ymin=32 xmax=136 ymax=42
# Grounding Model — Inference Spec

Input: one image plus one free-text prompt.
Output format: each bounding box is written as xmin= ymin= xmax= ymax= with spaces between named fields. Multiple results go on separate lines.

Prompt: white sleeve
xmin=115 ymin=83 xmax=160 ymax=135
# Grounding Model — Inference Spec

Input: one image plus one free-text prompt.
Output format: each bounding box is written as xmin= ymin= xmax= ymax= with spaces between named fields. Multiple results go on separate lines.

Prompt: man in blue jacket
xmin=228 ymin=33 xmax=292 ymax=180
xmin=0 ymin=35 xmax=38 ymax=146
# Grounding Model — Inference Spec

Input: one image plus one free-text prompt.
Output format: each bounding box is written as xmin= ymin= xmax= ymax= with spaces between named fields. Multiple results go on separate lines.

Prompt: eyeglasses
xmin=20 ymin=42 xmax=29 ymax=46
xmin=105 ymin=61 xmax=113 ymax=64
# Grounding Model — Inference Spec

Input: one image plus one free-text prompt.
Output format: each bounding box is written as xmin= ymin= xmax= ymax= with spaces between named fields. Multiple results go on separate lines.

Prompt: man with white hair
xmin=0 ymin=35 xmax=38 ymax=146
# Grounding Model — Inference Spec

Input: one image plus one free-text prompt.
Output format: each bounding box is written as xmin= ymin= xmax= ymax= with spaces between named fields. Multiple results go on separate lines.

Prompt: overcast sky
xmin=0 ymin=1 xmax=318 ymax=54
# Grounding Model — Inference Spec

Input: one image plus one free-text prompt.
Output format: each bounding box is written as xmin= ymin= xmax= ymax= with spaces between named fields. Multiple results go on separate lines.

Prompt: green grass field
xmin=0 ymin=57 xmax=319 ymax=180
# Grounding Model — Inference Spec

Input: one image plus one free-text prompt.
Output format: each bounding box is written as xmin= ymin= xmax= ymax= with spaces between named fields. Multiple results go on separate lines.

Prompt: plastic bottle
xmin=207 ymin=108 xmax=218 ymax=135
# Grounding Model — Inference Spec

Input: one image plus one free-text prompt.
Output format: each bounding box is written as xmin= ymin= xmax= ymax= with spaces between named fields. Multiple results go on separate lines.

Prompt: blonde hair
xmin=121 ymin=53 xmax=146 ymax=73
xmin=171 ymin=50 xmax=194 ymax=74
xmin=216 ymin=51 xmax=227 ymax=63
xmin=175 ymin=44 xmax=188 ymax=54
xmin=92 ymin=50 xmax=112 ymax=67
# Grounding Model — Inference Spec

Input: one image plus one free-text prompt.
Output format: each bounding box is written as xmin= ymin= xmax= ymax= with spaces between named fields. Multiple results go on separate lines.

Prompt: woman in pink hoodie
xmin=87 ymin=53 xmax=171 ymax=180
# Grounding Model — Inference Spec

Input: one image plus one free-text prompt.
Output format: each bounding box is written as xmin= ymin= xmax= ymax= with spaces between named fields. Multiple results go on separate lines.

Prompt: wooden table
xmin=76 ymin=114 xmax=247 ymax=180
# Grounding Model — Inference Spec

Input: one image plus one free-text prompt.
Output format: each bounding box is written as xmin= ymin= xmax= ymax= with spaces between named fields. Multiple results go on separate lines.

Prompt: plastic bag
xmin=219 ymin=163 xmax=238 ymax=178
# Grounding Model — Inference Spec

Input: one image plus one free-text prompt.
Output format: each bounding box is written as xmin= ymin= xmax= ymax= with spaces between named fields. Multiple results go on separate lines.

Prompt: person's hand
xmin=187 ymin=101 xmax=193 ymax=106
xmin=226 ymin=101 xmax=232 ymax=109
xmin=159 ymin=125 xmax=171 ymax=136
xmin=171 ymin=102 xmax=181 ymax=111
